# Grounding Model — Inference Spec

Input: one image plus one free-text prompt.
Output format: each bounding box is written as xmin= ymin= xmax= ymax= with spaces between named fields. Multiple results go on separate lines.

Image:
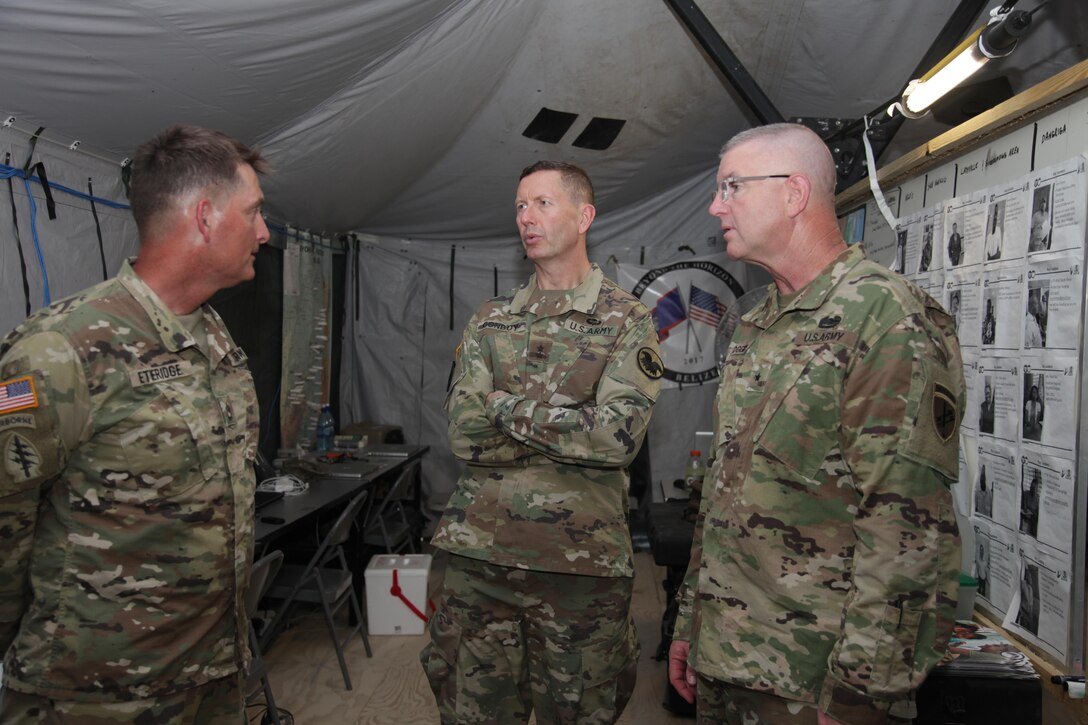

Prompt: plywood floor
xmin=257 ymin=551 xmax=691 ymax=725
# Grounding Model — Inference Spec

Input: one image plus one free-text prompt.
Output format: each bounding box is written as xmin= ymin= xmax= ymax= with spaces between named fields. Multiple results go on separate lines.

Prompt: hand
xmin=667 ymin=639 xmax=697 ymax=704
xmin=817 ymin=711 xmax=847 ymax=725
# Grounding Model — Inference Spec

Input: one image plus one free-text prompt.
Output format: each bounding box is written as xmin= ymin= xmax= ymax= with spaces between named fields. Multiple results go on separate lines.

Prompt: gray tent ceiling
xmin=2 ymin=0 xmax=1085 ymax=239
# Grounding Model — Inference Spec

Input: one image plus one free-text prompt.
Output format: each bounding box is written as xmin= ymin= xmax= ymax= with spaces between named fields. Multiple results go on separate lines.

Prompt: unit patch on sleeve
xmin=933 ymin=383 xmax=959 ymax=443
xmin=0 ymin=376 xmax=38 ymax=414
xmin=637 ymin=347 xmax=664 ymax=380
xmin=4 ymin=432 xmax=42 ymax=482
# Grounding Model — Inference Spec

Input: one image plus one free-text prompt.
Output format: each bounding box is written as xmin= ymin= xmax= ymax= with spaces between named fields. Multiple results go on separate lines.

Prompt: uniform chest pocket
xmin=714 ymin=355 xmax=746 ymax=438
xmin=753 ymin=346 xmax=840 ymax=483
xmin=547 ymin=339 xmax=609 ymax=407
xmin=94 ymin=381 xmax=219 ymax=498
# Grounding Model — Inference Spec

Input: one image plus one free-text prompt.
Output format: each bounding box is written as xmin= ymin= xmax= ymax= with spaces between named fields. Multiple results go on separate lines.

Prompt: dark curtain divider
xmin=209 ymin=245 xmax=285 ymax=463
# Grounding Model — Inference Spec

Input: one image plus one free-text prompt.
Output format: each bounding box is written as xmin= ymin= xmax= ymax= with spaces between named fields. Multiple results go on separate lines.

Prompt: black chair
xmin=363 ymin=460 xmax=421 ymax=554
xmin=646 ymin=499 xmax=697 ymax=718
xmin=245 ymin=550 xmax=284 ymax=725
xmin=261 ymin=489 xmax=373 ymax=690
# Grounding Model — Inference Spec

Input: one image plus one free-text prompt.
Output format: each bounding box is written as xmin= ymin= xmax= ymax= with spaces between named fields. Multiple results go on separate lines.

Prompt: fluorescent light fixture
xmin=891 ymin=7 xmax=1033 ymax=119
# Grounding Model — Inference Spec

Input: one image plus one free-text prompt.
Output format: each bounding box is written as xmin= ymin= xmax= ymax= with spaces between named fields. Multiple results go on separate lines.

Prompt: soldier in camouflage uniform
xmin=0 ymin=125 xmax=269 ymax=724
xmin=668 ymin=124 xmax=964 ymax=725
xmin=422 ymin=161 xmax=663 ymax=723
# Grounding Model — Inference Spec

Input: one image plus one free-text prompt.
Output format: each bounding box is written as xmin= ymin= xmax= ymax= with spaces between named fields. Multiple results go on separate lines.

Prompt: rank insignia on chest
xmin=933 ymin=383 xmax=959 ymax=442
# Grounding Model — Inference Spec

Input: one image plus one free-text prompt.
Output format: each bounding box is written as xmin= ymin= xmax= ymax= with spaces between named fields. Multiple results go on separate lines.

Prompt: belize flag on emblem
xmin=615 ymin=253 xmax=749 ymax=388
xmin=651 ymin=286 xmax=687 ymax=341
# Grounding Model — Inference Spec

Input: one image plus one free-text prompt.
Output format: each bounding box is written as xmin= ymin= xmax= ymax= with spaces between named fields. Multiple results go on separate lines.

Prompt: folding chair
xmin=261 ymin=489 xmax=373 ymax=690
xmin=245 ymin=550 xmax=284 ymax=725
xmin=363 ymin=460 xmax=421 ymax=554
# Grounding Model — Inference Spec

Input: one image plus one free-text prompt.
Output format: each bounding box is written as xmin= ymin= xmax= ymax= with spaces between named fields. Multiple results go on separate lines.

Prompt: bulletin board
xmin=836 ymin=59 xmax=1088 ymax=674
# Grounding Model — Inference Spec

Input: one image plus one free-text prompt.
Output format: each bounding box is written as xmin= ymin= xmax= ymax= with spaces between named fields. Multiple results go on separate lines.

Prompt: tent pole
xmin=662 ymin=0 xmax=784 ymax=125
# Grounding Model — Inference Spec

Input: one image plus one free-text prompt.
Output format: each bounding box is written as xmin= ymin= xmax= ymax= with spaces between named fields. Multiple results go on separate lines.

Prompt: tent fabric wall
xmin=0 ymin=135 xmax=137 ymax=337
xmin=9 ymin=1 xmax=1061 ymax=237
xmin=340 ymin=166 xmax=769 ymax=520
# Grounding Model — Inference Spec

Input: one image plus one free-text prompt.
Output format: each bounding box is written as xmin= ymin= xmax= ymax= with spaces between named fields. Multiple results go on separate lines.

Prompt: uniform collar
xmin=118 ymin=258 xmax=239 ymax=365
xmin=510 ymin=263 xmax=604 ymax=317
xmin=752 ymin=244 xmax=864 ymax=328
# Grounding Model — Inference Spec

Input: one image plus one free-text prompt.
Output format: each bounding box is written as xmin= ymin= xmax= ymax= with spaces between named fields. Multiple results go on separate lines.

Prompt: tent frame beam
xmin=662 ymin=0 xmax=785 ymax=126
xmin=665 ymin=0 xmax=991 ymax=192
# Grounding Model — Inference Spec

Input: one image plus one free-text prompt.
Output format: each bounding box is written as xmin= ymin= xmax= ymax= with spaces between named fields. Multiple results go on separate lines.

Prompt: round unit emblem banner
xmin=616 ymin=255 xmax=745 ymax=387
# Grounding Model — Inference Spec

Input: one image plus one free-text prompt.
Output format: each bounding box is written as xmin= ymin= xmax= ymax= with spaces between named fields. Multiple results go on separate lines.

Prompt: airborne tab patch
xmin=129 ymin=360 xmax=193 ymax=387
xmin=0 ymin=376 xmax=38 ymax=414
xmin=0 ymin=414 xmax=36 ymax=433
xmin=933 ymin=383 xmax=958 ymax=442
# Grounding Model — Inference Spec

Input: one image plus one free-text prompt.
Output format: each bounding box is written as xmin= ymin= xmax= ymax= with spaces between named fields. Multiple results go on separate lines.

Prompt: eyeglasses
xmin=713 ymin=174 xmax=791 ymax=203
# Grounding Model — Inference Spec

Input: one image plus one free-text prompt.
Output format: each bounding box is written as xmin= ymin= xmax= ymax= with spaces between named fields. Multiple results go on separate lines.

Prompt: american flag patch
xmin=0 ymin=376 xmax=38 ymax=414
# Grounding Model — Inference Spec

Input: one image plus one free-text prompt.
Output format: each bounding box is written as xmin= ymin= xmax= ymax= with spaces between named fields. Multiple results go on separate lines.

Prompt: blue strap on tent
xmin=22 ymin=176 xmax=52 ymax=306
xmin=0 ymin=159 xmax=130 ymax=309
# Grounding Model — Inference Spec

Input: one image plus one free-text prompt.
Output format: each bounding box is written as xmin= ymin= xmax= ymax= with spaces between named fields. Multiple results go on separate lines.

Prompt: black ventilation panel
xmin=522 ymin=107 xmax=579 ymax=143
xmin=572 ymin=117 xmax=626 ymax=150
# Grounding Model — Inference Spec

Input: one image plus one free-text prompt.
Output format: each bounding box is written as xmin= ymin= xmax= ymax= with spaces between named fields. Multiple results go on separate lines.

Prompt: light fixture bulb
xmin=901 ymin=42 xmax=988 ymax=117
xmin=892 ymin=7 xmax=1033 ymax=120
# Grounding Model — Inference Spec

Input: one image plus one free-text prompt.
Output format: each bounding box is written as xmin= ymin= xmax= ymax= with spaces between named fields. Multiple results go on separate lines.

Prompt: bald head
xmin=721 ymin=123 xmax=837 ymax=205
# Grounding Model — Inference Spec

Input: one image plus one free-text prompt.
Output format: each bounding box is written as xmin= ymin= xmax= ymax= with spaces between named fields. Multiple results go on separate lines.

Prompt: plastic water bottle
xmin=684 ymin=450 xmax=705 ymax=491
xmin=316 ymin=404 xmax=336 ymax=452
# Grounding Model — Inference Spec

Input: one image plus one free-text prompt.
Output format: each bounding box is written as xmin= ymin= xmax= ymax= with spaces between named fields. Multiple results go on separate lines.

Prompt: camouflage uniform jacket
xmin=674 ymin=245 xmax=964 ymax=724
xmin=432 ymin=264 xmax=662 ymax=577
xmin=0 ymin=260 xmax=258 ymax=701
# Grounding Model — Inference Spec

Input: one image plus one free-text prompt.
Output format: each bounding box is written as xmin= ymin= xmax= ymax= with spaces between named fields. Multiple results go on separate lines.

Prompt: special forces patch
xmin=4 ymin=432 xmax=42 ymax=482
xmin=637 ymin=347 xmax=664 ymax=380
xmin=933 ymin=383 xmax=959 ymax=442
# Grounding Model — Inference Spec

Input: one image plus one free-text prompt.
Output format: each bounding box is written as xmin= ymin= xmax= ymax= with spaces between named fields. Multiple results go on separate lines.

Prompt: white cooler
xmin=364 ymin=553 xmax=432 ymax=635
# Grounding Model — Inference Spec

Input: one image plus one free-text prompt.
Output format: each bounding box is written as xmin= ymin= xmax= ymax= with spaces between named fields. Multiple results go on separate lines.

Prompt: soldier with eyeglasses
xmin=668 ymin=123 xmax=964 ymax=725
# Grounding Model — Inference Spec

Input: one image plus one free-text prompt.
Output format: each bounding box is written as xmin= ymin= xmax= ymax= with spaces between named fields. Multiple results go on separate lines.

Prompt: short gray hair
xmin=720 ymin=123 xmax=836 ymax=200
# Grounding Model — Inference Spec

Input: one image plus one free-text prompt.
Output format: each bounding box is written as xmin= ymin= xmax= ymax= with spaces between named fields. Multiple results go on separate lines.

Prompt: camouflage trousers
xmin=420 ymin=554 xmax=638 ymax=724
xmin=0 ymin=673 xmax=244 ymax=725
xmin=695 ymin=675 xmax=912 ymax=725
xmin=696 ymin=675 xmax=820 ymax=724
